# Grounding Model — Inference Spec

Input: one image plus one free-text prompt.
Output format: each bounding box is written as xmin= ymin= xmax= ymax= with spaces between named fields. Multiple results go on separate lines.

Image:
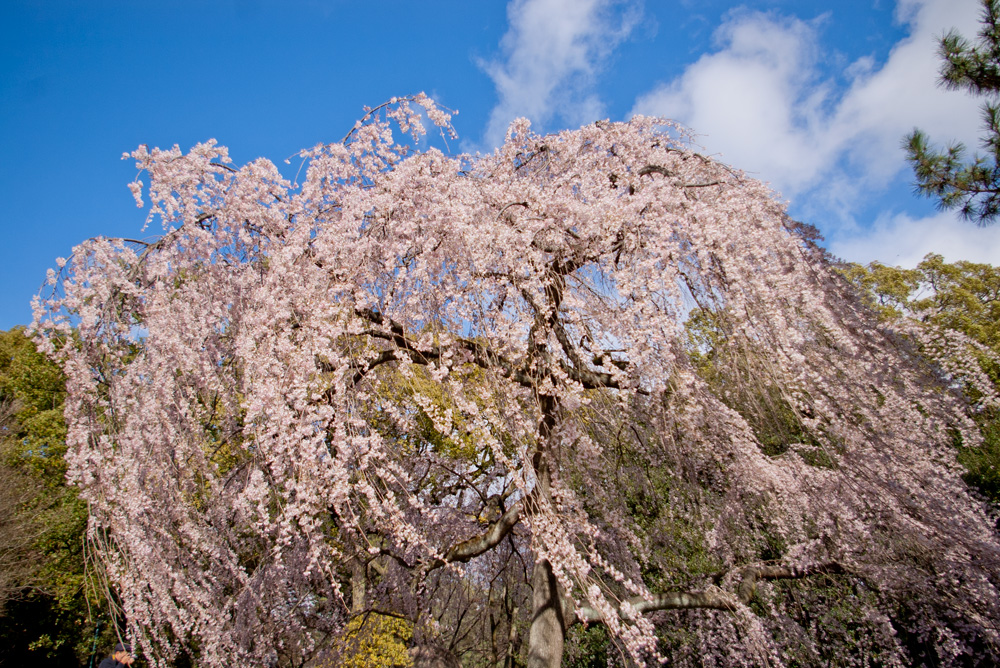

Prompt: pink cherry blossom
xmin=33 ymin=95 xmax=1000 ymax=668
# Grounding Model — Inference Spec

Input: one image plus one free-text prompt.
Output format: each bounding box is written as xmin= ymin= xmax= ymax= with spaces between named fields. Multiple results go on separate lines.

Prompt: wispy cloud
xmin=632 ymin=0 xmax=992 ymax=266
xmin=479 ymin=0 xmax=640 ymax=149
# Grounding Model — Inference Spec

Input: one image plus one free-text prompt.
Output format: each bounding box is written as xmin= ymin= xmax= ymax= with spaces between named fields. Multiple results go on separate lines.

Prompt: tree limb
xmin=575 ymin=590 xmax=739 ymax=623
xmin=736 ymin=562 xmax=845 ymax=603
xmin=423 ymin=501 xmax=524 ymax=572
xmin=572 ymin=561 xmax=846 ymax=625
xmin=638 ymin=164 xmax=723 ymax=188
xmin=638 ymin=165 xmax=671 ymax=178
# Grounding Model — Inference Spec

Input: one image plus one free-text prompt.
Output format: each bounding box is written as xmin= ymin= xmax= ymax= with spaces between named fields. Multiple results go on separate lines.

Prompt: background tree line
xmin=0 ymin=327 xmax=119 ymax=666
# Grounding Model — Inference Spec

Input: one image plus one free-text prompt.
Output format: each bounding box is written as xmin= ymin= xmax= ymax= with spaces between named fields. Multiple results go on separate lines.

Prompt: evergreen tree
xmin=906 ymin=0 xmax=1000 ymax=225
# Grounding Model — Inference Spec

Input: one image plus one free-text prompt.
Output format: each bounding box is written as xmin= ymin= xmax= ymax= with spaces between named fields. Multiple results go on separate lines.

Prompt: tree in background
xmin=34 ymin=96 xmax=1000 ymax=668
xmin=0 ymin=391 xmax=43 ymax=608
xmin=844 ymin=255 xmax=1000 ymax=505
xmin=0 ymin=327 xmax=119 ymax=666
xmin=906 ymin=0 xmax=1000 ymax=225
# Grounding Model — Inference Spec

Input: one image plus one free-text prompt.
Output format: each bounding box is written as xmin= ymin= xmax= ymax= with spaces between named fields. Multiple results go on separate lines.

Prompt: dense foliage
xmin=33 ymin=96 xmax=1000 ymax=667
xmin=0 ymin=327 xmax=117 ymax=666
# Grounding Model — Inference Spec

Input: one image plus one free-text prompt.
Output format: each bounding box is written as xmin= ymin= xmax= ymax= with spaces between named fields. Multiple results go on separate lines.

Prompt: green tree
xmin=843 ymin=255 xmax=1000 ymax=505
xmin=0 ymin=398 xmax=44 ymax=607
xmin=906 ymin=0 xmax=1000 ymax=225
xmin=837 ymin=262 xmax=920 ymax=320
xmin=0 ymin=327 xmax=116 ymax=666
xmin=913 ymin=254 xmax=1000 ymax=360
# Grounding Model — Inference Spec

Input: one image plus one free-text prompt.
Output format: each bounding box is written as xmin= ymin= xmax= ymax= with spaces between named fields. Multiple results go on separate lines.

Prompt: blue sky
xmin=2 ymin=0 xmax=999 ymax=330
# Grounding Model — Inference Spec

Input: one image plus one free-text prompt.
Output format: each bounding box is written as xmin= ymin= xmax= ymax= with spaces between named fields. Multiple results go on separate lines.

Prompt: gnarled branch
xmin=353 ymin=307 xmax=535 ymax=387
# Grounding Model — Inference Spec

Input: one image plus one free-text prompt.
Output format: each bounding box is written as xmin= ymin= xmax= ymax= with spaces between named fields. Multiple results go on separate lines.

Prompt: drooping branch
xmin=573 ymin=562 xmax=847 ymax=625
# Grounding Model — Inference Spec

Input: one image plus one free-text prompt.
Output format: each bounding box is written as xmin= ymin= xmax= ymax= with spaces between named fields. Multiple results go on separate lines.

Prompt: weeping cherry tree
xmin=33 ymin=95 xmax=1000 ymax=667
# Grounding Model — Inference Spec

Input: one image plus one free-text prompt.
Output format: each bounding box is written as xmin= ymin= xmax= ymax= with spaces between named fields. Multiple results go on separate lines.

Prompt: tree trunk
xmin=526 ymin=558 xmax=566 ymax=668
xmin=525 ymin=392 xmax=567 ymax=668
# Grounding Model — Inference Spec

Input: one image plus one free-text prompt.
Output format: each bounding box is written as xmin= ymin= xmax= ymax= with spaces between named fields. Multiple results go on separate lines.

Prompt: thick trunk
xmin=526 ymin=558 xmax=566 ymax=668
xmin=526 ymin=375 xmax=564 ymax=666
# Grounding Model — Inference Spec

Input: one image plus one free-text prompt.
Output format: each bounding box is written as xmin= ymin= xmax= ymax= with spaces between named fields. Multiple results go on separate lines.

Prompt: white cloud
xmin=634 ymin=0 xmax=982 ymax=197
xmin=632 ymin=11 xmax=837 ymax=194
xmin=631 ymin=0 xmax=993 ymax=265
xmin=479 ymin=0 xmax=640 ymax=149
xmin=829 ymin=209 xmax=1000 ymax=267
xmin=832 ymin=0 xmax=982 ymax=182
